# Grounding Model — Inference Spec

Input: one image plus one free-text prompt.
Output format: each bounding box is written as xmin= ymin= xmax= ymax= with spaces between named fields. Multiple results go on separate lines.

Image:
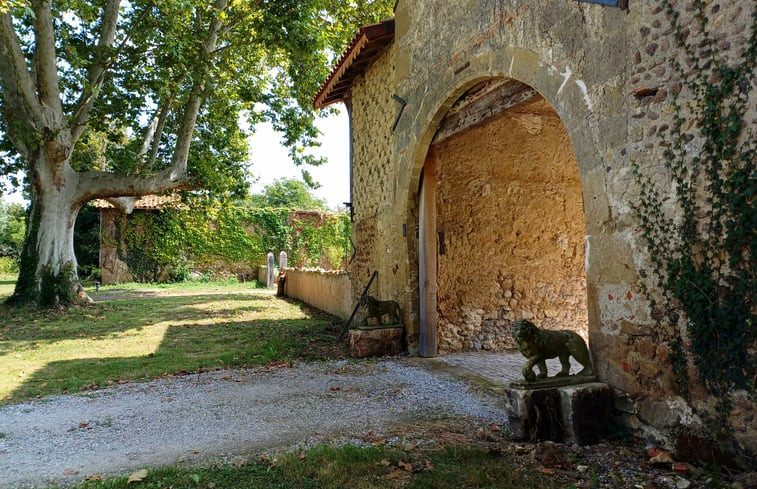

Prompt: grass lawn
xmin=71 ymin=440 xmax=561 ymax=489
xmin=0 ymin=277 xmax=346 ymax=403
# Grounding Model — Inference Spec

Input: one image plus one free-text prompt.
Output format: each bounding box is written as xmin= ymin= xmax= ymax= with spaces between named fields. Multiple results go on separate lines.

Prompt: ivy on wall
xmin=632 ymin=0 xmax=755 ymax=461
xmin=114 ymin=206 xmax=351 ymax=283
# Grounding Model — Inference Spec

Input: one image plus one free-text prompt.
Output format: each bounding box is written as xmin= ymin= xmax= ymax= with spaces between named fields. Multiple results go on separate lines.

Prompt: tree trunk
xmin=8 ymin=152 xmax=88 ymax=307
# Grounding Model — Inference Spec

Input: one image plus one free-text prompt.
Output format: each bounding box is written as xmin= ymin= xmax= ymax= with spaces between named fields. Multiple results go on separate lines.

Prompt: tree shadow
xmin=7 ymin=316 xmax=346 ymax=402
xmin=2 ymin=290 xmax=347 ymax=403
xmin=0 ymin=292 xmax=270 ymax=347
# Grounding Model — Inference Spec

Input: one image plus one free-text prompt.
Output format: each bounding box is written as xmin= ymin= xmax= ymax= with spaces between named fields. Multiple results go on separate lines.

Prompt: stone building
xmin=314 ymin=1 xmax=755 ymax=459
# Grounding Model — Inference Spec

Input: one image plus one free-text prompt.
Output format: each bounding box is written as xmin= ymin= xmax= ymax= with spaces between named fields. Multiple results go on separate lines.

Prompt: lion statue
xmin=510 ymin=319 xmax=593 ymax=382
xmin=359 ymin=295 xmax=401 ymax=326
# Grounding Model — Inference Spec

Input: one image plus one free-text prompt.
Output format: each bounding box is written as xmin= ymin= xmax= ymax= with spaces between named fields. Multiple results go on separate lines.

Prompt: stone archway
xmin=417 ymin=78 xmax=587 ymax=356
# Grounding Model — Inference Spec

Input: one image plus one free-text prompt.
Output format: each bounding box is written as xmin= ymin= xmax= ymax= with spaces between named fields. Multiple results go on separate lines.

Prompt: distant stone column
xmin=279 ymin=251 xmax=288 ymax=270
xmin=267 ymin=252 xmax=275 ymax=288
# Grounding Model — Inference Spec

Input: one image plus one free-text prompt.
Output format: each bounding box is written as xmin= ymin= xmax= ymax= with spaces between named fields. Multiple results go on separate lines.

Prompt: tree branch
xmin=147 ymin=98 xmax=172 ymax=168
xmin=75 ymin=0 xmax=227 ymax=204
xmin=75 ymin=167 xmax=192 ymax=203
xmin=168 ymin=0 xmax=227 ymax=178
xmin=30 ymin=0 xmax=63 ymax=121
xmin=0 ymin=12 xmax=43 ymax=146
xmin=69 ymin=0 xmax=121 ymax=144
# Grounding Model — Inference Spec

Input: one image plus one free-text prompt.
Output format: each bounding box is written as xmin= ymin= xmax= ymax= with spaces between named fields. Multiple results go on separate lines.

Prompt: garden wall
xmin=283 ymin=268 xmax=353 ymax=320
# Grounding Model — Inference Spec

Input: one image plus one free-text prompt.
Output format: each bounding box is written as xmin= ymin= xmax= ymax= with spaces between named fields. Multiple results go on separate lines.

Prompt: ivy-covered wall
xmin=99 ymin=206 xmax=351 ymax=284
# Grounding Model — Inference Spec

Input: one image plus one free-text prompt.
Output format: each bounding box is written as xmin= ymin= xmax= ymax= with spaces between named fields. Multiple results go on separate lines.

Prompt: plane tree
xmin=0 ymin=0 xmax=392 ymax=306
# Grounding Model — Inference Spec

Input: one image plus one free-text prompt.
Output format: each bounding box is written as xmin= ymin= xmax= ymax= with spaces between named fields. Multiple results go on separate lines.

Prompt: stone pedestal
xmin=349 ymin=326 xmax=403 ymax=358
xmin=504 ymin=382 xmax=613 ymax=445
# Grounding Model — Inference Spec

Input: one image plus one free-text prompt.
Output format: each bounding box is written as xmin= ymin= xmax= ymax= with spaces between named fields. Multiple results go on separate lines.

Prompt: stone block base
xmin=504 ymin=382 xmax=613 ymax=445
xmin=349 ymin=326 xmax=403 ymax=358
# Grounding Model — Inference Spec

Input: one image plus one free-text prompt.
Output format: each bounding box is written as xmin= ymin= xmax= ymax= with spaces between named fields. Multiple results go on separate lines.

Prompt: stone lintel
xmin=504 ymin=382 xmax=613 ymax=445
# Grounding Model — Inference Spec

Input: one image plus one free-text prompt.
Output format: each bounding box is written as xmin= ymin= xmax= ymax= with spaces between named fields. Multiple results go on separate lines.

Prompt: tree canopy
xmin=248 ymin=177 xmax=328 ymax=210
xmin=0 ymin=0 xmax=393 ymax=197
xmin=0 ymin=0 xmax=393 ymax=305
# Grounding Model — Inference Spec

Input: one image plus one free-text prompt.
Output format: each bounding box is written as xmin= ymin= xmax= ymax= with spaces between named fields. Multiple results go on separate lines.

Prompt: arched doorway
xmin=418 ymin=78 xmax=588 ymax=356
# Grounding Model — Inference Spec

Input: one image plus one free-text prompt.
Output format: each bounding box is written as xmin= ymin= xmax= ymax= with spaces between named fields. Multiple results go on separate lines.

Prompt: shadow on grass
xmin=1 ymin=289 xmax=347 ymax=403
xmin=0 ymin=293 xmax=269 ymax=346
xmin=8 ymin=316 xmax=346 ymax=402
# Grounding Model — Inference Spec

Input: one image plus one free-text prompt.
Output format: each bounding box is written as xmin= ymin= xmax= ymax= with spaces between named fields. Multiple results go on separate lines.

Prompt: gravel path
xmin=0 ymin=358 xmax=506 ymax=488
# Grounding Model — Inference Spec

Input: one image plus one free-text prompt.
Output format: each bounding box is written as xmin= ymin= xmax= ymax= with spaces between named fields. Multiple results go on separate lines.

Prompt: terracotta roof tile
xmin=91 ymin=194 xmax=180 ymax=210
xmin=312 ymin=19 xmax=395 ymax=109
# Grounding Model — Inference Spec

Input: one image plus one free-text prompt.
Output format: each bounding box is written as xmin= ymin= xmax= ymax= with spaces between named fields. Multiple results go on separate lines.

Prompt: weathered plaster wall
xmin=345 ymin=0 xmax=755 ymax=456
xmin=433 ymin=97 xmax=587 ymax=353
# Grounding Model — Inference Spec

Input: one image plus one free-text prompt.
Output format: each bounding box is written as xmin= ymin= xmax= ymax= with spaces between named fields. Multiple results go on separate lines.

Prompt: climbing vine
xmin=632 ymin=0 xmax=756 ymax=454
xmin=114 ymin=205 xmax=350 ymax=283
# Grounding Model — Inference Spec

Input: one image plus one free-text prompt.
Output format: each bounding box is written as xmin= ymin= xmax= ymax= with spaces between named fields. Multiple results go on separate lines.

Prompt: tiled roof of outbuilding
xmin=312 ymin=19 xmax=395 ymax=109
xmin=91 ymin=194 xmax=179 ymax=210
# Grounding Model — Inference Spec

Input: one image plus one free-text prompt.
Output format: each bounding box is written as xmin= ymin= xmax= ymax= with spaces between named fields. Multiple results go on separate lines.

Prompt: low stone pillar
xmin=349 ymin=326 xmax=403 ymax=358
xmin=504 ymin=382 xmax=613 ymax=445
xmin=266 ymin=252 xmax=275 ymax=288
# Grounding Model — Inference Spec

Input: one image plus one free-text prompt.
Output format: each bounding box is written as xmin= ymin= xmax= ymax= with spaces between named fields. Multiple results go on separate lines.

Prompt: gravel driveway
xmin=0 ymin=358 xmax=506 ymax=488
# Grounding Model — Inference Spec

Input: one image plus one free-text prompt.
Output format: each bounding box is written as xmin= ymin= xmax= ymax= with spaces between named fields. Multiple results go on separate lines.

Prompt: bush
xmin=0 ymin=256 xmax=18 ymax=274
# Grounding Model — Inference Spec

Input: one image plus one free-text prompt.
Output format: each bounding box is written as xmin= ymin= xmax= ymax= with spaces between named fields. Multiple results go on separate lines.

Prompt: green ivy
xmin=632 ymin=0 xmax=756 ymax=460
xmin=114 ymin=205 xmax=350 ymax=283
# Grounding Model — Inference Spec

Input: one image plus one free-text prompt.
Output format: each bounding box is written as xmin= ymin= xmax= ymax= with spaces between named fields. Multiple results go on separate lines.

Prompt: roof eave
xmin=312 ymin=19 xmax=395 ymax=110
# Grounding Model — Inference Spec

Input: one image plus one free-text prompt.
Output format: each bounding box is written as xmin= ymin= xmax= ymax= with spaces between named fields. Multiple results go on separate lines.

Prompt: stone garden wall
xmin=283 ymin=268 xmax=353 ymax=320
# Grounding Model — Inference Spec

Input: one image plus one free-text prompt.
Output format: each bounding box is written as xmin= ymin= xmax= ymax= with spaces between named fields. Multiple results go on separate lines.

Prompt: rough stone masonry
xmin=314 ymin=0 xmax=756 ymax=460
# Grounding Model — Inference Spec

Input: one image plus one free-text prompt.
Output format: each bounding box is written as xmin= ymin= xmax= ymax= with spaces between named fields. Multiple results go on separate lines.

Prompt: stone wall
xmin=99 ymin=209 xmax=134 ymax=284
xmin=433 ymin=97 xmax=587 ymax=353
xmin=283 ymin=268 xmax=353 ymax=320
xmin=344 ymin=0 xmax=755 ymax=459
xmin=349 ymin=49 xmax=416 ymax=322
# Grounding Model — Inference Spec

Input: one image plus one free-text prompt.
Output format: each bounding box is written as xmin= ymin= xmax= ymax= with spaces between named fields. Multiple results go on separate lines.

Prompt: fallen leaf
xmin=372 ymin=438 xmax=386 ymax=446
xmin=649 ymin=452 xmax=674 ymax=465
xmin=63 ymin=469 xmax=80 ymax=476
xmin=221 ymin=375 xmax=232 ymax=381
xmin=538 ymin=467 xmax=555 ymax=475
xmin=423 ymin=460 xmax=435 ymax=472
xmin=489 ymin=424 xmax=501 ymax=431
xmin=127 ymin=468 xmax=148 ymax=483
xmin=78 ymin=422 xmax=89 ymax=429
xmin=191 ymin=449 xmax=201 ymax=454
xmin=85 ymin=474 xmax=104 ymax=481
xmin=672 ymin=462 xmax=690 ymax=473
xmin=398 ymin=460 xmax=413 ymax=472
xmin=647 ymin=447 xmax=664 ymax=457
xmin=380 ymin=459 xmax=391 ymax=466
xmin=329 ymin=386 xmax=341 ymax=391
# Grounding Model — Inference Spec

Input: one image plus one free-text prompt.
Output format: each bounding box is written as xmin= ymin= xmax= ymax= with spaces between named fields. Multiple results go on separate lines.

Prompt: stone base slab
xmin=504 ymin=382 xmax=613 ymax=445
xmin=349 ymin=326 xmax=403 ymax=358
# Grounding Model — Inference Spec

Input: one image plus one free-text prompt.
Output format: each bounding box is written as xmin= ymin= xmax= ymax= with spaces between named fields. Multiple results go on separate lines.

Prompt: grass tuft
xmin=70 ymin=442 xmax=558 ymax=489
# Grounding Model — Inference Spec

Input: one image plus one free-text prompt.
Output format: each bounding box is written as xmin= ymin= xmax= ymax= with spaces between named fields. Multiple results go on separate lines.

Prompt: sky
xmin=248 ymin=109 xmax=350 ymax=210
xmin=1 ymin=108 xmax=351 ymax=210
